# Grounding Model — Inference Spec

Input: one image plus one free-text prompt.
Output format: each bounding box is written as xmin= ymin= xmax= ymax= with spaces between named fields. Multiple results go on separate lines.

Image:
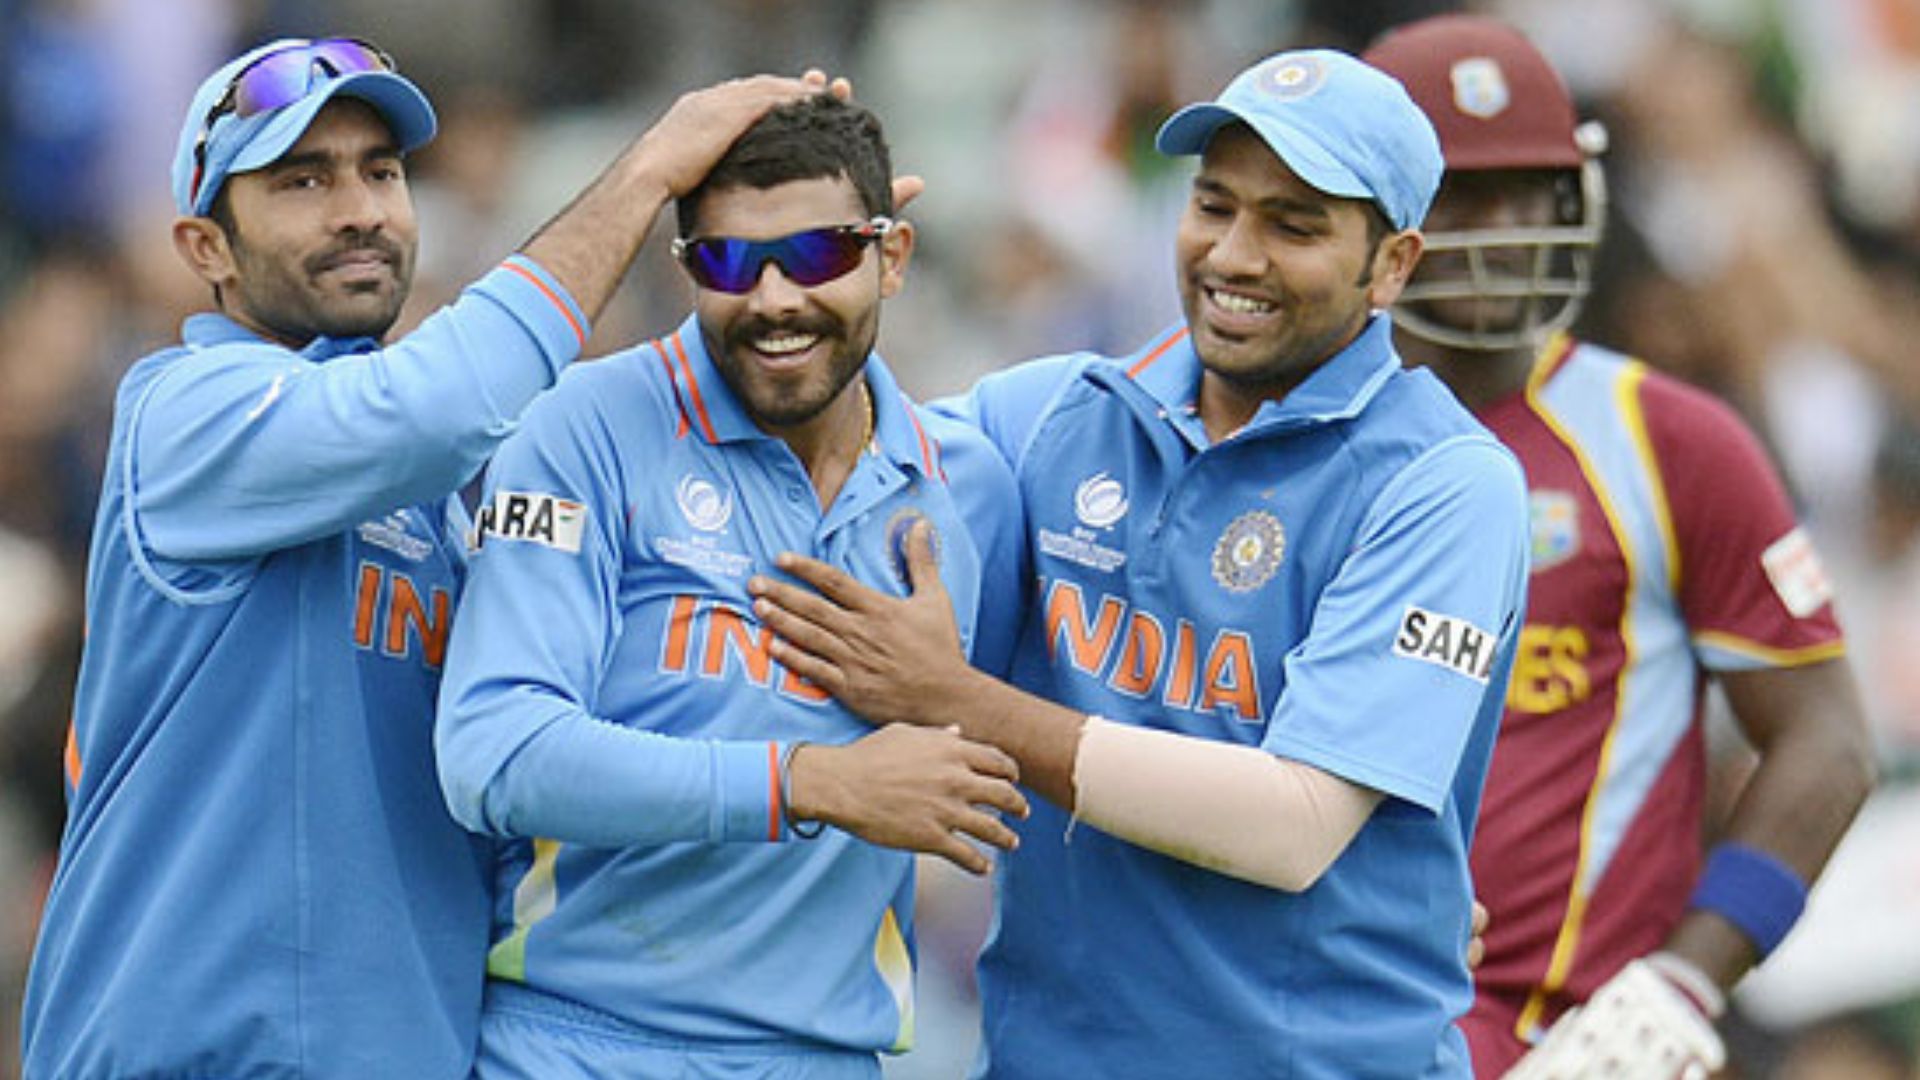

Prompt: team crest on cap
xmin=1450 ymin=57 xmax=1510 ymax=119
xmin=675 ymin=475 xmax=733 ymax=533
xmin=1262 ymin=56 xmax=1327 ymax=100
xmin=1212 ymin=510 xmax=1285 ymax=593
xmin=1529 ymin=490 xmax=1580 ymax=572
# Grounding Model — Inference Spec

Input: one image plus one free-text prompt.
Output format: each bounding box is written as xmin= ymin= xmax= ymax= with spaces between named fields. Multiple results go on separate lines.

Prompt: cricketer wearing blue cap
xmin=20 ymin=36 xmax=830 ymax=1078
xmin=751 ymin=49 xmax=1530 ymax=1078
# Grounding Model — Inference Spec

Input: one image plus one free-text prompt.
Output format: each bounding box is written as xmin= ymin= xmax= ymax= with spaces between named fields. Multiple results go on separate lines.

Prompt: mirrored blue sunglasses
xmin=672 ymin=218 xmax=893 ymax=294
xmin=189 ymin=37 xmax=396 ymax=206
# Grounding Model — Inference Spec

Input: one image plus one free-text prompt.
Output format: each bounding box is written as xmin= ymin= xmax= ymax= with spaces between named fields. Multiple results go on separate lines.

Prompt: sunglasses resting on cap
xmin=188 ymin=38 xmax=393 ymax=205
xmin=672 ymin=218 xmax=894 ymax=294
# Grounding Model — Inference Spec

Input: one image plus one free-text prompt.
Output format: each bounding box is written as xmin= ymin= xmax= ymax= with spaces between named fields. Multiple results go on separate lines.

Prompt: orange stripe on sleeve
xmin=63 ymin=719 xmax=81 ymax=789
xmin=767 ymin=742 xmax=783 ymax=841
xmin=503 ymin=260 xmax=588 ymax=350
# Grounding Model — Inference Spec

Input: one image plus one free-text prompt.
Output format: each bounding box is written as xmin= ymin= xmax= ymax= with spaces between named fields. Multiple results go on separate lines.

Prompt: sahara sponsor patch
xmin=473 ymin=491 xmax=587 ymax=554
xmin=1393 ymin=605 xmax=1497 ymax=683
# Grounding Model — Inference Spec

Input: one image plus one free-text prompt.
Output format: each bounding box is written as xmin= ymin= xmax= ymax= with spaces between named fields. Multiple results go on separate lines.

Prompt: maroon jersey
xmin=1461 ymin=336 xmax=1845 ymax=1073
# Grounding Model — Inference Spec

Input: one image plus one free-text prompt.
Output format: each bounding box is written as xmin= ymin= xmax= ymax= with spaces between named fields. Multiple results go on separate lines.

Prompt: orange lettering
xmin=661 ymin=595 xmax=697 ymax=672
xmin=1198 ymin=631 xmax=1261 ymax=721
xmin=386 ymin=573 xmax=450 ymax=669
xmin=702 ymin=605 xmax=774 ymax=684
xmin=353 ymin=562 xmax=382 ymax=648
xmin=1044 ymin=581 xmax=1125 ymax=675
xmin=1110 ymin=611 xmax=1166 ymax=697
xmin=778 ymin=666 xmax=832 ymax=703
xmin=1163 ymin=619 xmax=1199 ymax=709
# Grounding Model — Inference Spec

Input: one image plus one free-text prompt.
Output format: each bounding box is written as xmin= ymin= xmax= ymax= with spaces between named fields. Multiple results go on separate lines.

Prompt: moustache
xmin=307 ymin=236 xmax=404 ymax=275
xmin=724 ymin=313 xmax=841 ymax=351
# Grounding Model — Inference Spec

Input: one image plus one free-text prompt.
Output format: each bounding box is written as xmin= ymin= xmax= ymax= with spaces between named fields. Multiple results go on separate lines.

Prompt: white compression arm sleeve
xmin=1070 ymin=716 xmax=1382 ymax=891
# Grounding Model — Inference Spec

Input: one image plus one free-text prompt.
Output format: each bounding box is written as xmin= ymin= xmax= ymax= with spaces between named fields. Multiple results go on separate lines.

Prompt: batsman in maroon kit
xmin=1364 ymin=16 xmax=1875 ymax=1079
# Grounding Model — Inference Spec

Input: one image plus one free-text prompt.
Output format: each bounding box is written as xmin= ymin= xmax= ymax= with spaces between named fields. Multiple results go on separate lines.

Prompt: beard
xmin=710 ymin=308 xmax=874 ymax=430
xmin=227 ymin=227 xmax=413 ymax=345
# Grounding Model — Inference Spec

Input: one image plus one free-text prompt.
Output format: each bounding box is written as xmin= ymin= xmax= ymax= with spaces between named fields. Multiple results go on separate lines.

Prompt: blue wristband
xmin=1688 ymin=843 xmax=1807 ymax=959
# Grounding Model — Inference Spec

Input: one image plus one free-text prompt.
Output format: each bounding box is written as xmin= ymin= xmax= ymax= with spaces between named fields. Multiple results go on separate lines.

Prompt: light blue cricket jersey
xmin=948 ymin=315 xmax=1530 ymax=1080
xmin=21 ymin=257 xmax=588 ymax=1079
xmin=435 ymin=314 xmax=1025 ymax=1056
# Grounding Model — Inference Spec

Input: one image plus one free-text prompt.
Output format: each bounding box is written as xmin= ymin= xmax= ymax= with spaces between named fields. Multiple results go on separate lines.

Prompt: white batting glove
xmin=1504 ymin=955 xmax=1726 ymax=1080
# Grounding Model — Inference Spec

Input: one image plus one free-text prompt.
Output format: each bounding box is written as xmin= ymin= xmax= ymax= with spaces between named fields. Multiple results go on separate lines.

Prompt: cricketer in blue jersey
xmin=20 ymin=35 xmax=833 ymax=1078
xmin=752 ymin=50 xmax=1532 ymax=1079
xmin=434 ymin=95 xmax=1030 ymax=1079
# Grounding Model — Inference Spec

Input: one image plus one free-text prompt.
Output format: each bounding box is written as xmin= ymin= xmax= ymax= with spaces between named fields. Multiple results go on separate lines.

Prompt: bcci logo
xmin=884 ymin=509 xmax=941 ymax=589
xmin=1261 ymin=56 xmax=1327 ymax=100
xmin=1450 ymin=57 xmax=1510 ymax=119
xmin=674 ymin=475 xmax=733 ymax=533
xmin=1073 ymin=473 xmax=1129 ymax=529
xmin=1211 ymin=510 xmax=1285 ymax=593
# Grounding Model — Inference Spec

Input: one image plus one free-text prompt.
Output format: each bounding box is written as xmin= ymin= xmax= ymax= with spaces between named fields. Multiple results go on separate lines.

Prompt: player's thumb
xmin=906 ymin=520 xmax=945 ymax=598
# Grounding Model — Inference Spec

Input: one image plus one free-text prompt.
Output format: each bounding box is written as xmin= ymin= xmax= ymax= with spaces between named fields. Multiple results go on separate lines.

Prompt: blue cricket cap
xmin=170 ymin=39 xmax=437 ymax=217
xmin=1156 ymin=49 xmax=1443 ymax=231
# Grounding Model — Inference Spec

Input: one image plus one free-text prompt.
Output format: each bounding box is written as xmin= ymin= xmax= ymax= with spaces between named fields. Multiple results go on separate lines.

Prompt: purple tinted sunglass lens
xmin=682 ymin=227 xmax=875 ymax=294
xmin=227 ymin=39 xmax=390 ymax=118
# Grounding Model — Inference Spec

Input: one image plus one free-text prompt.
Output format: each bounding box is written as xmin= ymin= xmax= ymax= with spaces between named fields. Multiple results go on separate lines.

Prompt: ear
xmin=877 ymin=218 xmax=915 ymax=299
xmin=172 ymin=215 xmax=237 ymax=292
xmin=1366 ymin=229 xmax=1425 ymax=309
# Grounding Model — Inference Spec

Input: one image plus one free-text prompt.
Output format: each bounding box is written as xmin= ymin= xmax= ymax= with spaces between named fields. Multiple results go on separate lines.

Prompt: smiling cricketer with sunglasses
xmin=428 ymin=93 xmax=1032 ymax=1078
xmin=17 ymin=38 xmax=893 ymax=1079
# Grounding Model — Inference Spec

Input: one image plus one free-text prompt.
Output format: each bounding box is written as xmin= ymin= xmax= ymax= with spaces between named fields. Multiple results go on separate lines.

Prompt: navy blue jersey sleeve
xmin=133 ymin=257 xmax=586 ymax=562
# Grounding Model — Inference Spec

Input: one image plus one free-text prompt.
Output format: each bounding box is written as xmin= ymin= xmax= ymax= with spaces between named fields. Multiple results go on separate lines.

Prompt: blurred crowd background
xmin=1 ymin=0 xmax=1917 ymax=1076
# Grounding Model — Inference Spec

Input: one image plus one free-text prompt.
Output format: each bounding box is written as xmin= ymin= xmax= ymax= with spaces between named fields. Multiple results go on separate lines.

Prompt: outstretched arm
xmin=750 ymin=523 xmax=1380 ymax=892
xmin=753 ymin=522 xmax=1082 ymax=805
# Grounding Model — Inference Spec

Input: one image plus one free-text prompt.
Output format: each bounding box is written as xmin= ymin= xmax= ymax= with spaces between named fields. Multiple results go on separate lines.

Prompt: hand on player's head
xmin=801 ymin=68 xmax=856 ymax=102
xmin=639 ymin=73 xmax=841 ymax=199
xmin=891 ymin=175 xmax=925 ymax=213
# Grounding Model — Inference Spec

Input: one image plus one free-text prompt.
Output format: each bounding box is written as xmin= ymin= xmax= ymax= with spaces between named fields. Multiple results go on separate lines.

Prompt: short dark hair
xmin=1352 ymin=201 xmax=1392 ymax=287
xmin=676 ymin=94 xmax=893 ymax=238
